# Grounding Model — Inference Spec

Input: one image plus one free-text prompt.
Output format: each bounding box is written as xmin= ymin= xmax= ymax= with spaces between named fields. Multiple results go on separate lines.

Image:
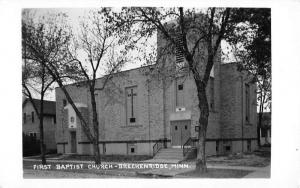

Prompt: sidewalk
xmin=137 ymin=163 xmax=270 ymax=178
xmin=23 ymin=157 xmax=270 ymax=178
xmin=243 ymin=165 xmax=270 ymax=178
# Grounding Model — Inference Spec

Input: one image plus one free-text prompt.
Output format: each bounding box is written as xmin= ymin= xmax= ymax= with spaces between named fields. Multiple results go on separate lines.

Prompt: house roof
xmin=23 ymin=98 xmax=56 ymax=116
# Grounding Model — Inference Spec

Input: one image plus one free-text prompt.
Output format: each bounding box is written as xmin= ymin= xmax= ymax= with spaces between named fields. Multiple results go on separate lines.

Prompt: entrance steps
xmin=153 ymin=148 xmax=184 ymax=161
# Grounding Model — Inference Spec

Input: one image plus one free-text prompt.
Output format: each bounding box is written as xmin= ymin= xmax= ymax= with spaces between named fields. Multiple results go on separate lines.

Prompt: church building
xmin=55 ymin=27 xmax=258 ymax=158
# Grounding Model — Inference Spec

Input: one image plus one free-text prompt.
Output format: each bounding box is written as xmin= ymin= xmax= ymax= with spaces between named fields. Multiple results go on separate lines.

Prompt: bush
xmin=23 ymin=133 xmax=40 ymax=156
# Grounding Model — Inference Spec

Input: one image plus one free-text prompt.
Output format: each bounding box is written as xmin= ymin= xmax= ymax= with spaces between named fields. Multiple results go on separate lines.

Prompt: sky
xmin=26 ymin=8 xmax=152 ymax=100
xmin=25 ymin=8 xmax=245 ymax=101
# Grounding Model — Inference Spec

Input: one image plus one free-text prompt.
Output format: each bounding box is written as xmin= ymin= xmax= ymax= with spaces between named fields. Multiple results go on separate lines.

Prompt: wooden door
xmin=170 ymin=120 xmax=191 ymax=147
xmin=70 ymin=131 xmax=77 ymax=153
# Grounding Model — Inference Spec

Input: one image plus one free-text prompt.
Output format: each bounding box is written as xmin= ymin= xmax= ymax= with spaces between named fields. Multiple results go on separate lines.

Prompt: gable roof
xmin=23 ymin=98 xmax=56 ymax=116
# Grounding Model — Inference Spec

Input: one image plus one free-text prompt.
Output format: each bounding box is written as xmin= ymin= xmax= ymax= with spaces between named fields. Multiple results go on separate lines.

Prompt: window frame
xmin=209 ymin=76 xmax=215 ymax=111
xmin=29 ymin=132 xmax=37 ymax=141
xmin=127 ymin=143 xmax=137 ymax=155
xmin=31 ymin=111 xmax=34 ymax=123
xmin=125 ymin=85 xmax=138 ymax=126
xmin=63 ymin=99 xmax=67 ymax=107
xmin=245 ymin=83 xmax=250 ymax=123
xmin=23 ymin=113 xmax=26 ymax=123
xmin=175 ymin=77 xmax=185 ymax=107
xmin=247 ymin=140 xmax=251 ymax=152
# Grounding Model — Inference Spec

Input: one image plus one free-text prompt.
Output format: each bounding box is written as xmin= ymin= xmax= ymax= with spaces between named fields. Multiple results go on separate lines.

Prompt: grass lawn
xmin=177 ymin=168 xmax=252 ymax=178
xmin=61 ymin=154 xmax=152 ymax=162
xmin=183 ymin=148 xmax=271 ymax=167
xmin=25 ymin=154 xmax=152 ymax=162
xmin=206 ymin=153 xmax=270 ymax=167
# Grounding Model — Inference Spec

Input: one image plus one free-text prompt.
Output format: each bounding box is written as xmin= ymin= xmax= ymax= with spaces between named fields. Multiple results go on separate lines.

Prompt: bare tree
xmin=65 ymin=11 xmax=129 ymax=164
xmin=22 ymin=10 xmax=84 ymax=162
xmin=106 ymin=7 xmax=231 ymax=172
xmin=22 ymin=11 xmax=57 ymax=164
xmin=22 ymin=62 xmax=54 ymax=164
xmin=22 ymin=9 xmax=131 ymax=164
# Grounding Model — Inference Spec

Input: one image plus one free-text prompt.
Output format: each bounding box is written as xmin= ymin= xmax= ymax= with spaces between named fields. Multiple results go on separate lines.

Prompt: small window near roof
xmin=178 ymin=84 xmax=183 ymax=90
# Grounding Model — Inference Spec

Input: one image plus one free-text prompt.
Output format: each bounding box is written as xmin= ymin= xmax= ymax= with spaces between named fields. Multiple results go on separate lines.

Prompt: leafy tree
xmin=22 ymin=10 xmax=57 ymax=164
xmin=65 ymin=11 xmax=130 ymax=164
xmin=22 ymin=58 xmax=55 ymax=164
xmin=22 ymin=9 xmax=132 ymax=164
xmin=105 ymin=7 xmax=231 ymax=172
xmin=224 ymin=8 xmax=271 ymax=146
xmin=22 ymin=10 xmax=89 ymax=162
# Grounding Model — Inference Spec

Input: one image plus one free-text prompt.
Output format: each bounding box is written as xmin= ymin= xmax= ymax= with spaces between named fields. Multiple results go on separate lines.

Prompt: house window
xmin=127 ymin=143 xmax=137 ymax=155
xmin=29 ymin=132 xmax=37 ymax=141
xmin=216 ymin=141 xmax=219 ymax=153
xmin=176 ymin=78 xmax=184 ymax=107
xmin=23 ymin=113 xmax=26 ymax=123
xmin=245 ymin=84 xmax=250 ymax=122
xmin=63 ymin=99 xmax=67 ymax=107
xmin=31 ymin=111 xmax=34 ymax=123
xmin=210 ymin=77 xmax=215 ymax=111
xmin=126 ymin=86 xmax=138 ymax=125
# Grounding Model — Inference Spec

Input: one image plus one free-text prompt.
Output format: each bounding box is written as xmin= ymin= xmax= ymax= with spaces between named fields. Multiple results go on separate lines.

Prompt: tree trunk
xmin=194 ymin=80 xmax=209 ymax=173
xmin=257 ymin=112 xmax=262 ymax=147
xmin=264 ymin=129 xmax=269 ymax=144
xmin=90 ymin=85 xmax=101 ymax=164
xmin=39 ymin=95 xmax=46 ymax=165
xmin=257 ymin=93 xmax=264 ymax=147
xmin=93 ymin=140 xmax=101 ymax=164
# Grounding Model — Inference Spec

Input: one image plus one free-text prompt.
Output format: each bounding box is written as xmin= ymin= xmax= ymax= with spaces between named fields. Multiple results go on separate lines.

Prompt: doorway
xmin=170 ymin=120 xmax=191 ymax=147
xmin=70 ymin=131 xmax=77 ymax=153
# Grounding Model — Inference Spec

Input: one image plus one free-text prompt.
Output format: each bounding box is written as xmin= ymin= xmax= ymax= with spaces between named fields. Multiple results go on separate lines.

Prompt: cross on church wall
xmin=127 ymin=88 xmax=137 ymax=118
